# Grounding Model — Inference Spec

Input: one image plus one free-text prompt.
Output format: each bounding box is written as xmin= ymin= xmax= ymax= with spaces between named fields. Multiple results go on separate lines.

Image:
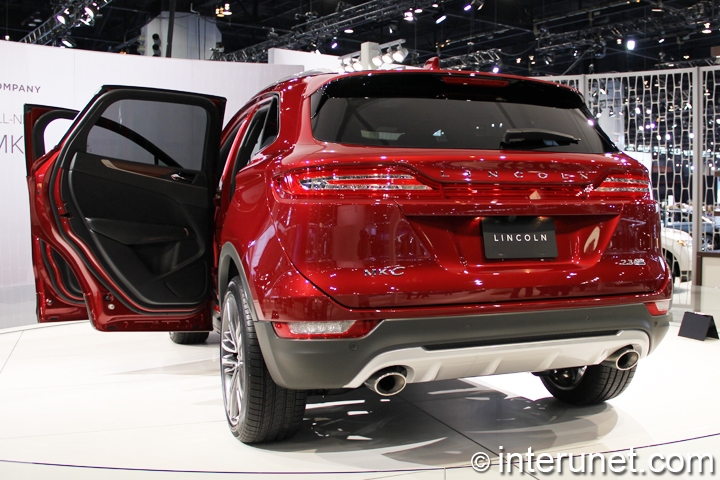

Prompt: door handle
xmin=170 ymin=172 xmax=193 ymax=183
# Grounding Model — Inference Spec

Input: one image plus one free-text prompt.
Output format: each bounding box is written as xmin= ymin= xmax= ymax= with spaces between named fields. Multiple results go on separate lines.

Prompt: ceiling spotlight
xmin=658 ymin=38 xmax=665 ymax=43
xmin=404 ymin=10 xmax=414 ymax=21
xmin=492 ymin=64 xmax=500 ymax=73
xmin=435 ymin=6 xmax=447 ymax=24
xmin=80 ymin=5 xmax=96 ymax=26
xmin=372 ymin=55 xmax=383 ymax=67
xmin=344 ymin=28 xmax=354 ymax=33
xmin=626 ymin=39 xmax=636 ymax=50
xmin=702 ymin=23 xmax=712 ymax=34
xmin=473 ymin=0 xmax=485 ymax=9
xmin=4 ymin=35 xmax=10 ymax=41
xmin=515 ymin=57 xmax=521 ymax=64
xmin=382 ymin=50 xmax=393 ymax=64
xmin=352 ymin=59 xmax=364 ymax=71
xmin=616 ymin=38 xmax=622 ymax=45
xmin=392 ymin=46 xmax=409 ymax=62
xmin=463 ymin=3 xmax=472 ymax=11
xmin=414 ymin=7 xmax=423 ymax=13
xmin=331 ymin=37 xmax=338 ymax=49
xmin=56 ymin=8 xmax=70 ymax=25
xmin=652 ymin=0 xmax=663 ymax=11
xmin=60 ymin=37 xmax=76 ymax=48
xmin=223 ymin=3 xmax=232 ymax=15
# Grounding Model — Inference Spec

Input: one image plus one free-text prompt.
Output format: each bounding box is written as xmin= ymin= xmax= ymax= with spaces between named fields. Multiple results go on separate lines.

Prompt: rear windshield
xmin=311 ymin=73 xmax=616 ymax=154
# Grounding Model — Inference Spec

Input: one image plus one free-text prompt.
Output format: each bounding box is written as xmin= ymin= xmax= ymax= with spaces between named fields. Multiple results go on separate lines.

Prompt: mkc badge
xmin=364 ymin=266 xmax=405 ymax=277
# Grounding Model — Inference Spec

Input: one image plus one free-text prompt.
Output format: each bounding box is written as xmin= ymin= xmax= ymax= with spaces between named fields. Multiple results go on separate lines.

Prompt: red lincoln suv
xmin=26 ymin=65 xmax=671 ymax=444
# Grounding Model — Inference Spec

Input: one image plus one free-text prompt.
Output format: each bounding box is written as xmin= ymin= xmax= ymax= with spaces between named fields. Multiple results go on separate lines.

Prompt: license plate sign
xmin=482 ymin=217 xmax=558 ymax=259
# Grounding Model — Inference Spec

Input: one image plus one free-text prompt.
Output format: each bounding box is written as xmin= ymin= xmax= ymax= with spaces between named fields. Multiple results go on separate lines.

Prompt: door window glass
xmin=86 ymin=99 xmax=208 ymax=171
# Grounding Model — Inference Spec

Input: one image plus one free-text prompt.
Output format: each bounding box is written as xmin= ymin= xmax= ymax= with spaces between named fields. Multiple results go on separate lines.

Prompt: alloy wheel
xmin=221 ymin=292 xmax=244 ymax=427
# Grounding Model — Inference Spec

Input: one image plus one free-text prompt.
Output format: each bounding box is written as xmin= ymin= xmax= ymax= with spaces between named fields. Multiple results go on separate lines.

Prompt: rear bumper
xmin=254 ymin=303 xmax=670 ymax=390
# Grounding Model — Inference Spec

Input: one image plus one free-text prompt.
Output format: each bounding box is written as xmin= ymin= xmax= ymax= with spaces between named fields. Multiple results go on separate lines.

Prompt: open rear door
xmin=27 ymin=87 xmax=225 ymax=332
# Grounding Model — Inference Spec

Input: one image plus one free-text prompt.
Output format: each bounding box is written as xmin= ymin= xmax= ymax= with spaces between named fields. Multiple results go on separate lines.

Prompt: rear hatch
xmin=269 ymin=72 xmax=667 ymax=309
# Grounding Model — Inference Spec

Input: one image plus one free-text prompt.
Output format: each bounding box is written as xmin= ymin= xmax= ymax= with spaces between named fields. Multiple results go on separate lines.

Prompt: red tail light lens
xmin=272 ymin=319 xmax=382 ymax=339
xmin=278 ymin=167 xmax=439 ymax=198
xmin=591 ymin=170 xmax=652 ymax=200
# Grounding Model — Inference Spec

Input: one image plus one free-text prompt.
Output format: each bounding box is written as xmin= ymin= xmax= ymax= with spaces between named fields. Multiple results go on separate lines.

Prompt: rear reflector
xmin=277 ymin=167 xmax=438 ymax=198
xmin=645 ymin=300 xmax=670 ymax=316
xmin=272 ymin=319 xmax=382 ymax=339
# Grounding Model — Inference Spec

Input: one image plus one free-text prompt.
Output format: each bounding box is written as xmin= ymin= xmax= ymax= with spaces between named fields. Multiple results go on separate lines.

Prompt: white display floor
xmin=1 ymin=289 xmax=719 ymax=478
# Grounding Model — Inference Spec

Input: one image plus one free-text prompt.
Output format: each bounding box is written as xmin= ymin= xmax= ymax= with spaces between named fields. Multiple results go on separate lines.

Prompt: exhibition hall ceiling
xmin=1 ymin=0 xmax=719 ymax=75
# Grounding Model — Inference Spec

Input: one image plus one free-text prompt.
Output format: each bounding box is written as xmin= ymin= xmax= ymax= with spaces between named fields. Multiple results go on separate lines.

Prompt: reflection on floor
xmin=0 ymin=285 xmax=718 ymax=479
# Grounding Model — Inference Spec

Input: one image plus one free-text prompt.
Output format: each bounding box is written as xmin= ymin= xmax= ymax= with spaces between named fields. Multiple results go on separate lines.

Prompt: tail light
xmin=277 ymin=167 xmax=439 ymax=198
xmin=645 ymin=299 xmax=670 ymax=316
xmin=591 ymin=170 xmax=652 ymax=200
xmin=272 ymin=319 xmax=382 ymax=339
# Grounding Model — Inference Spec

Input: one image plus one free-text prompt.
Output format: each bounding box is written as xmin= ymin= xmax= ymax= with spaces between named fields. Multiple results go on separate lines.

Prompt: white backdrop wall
xmin=0 ymin=40 xmax=302 ymax=291
xmin=268 ymin=48 xmax=341 ymax=71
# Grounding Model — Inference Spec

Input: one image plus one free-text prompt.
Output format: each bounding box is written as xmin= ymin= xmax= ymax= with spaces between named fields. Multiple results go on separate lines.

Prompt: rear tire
xmin=664 ymin=251 xmax=680 ymax=283
xmin=220 ymin=276 xmax=306 ymax=444
xmin=169 ymin=331 xmax=210 ymax=344
xmin=540 ymin=364 xmax=636 ymax=406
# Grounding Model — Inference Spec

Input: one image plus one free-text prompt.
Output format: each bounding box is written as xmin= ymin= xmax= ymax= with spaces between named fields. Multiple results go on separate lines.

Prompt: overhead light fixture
xmin=403 ymin=10 xmax=414 ymax=21
xmin=652 ymin=0 xmax=663 ymax=11
xmin=464 ymin=3 xmax=472 ymax=11
xmin=60 ymin=37 xmax=76 ymax=48
xmin=216 ymin=3 xmax=232 ymax=17
xmin=80 ymin=5 xmax=96 ymax=26
xmin=392 ymin=46 xmax=409 ymax=62
xmin=658 ymin=38 xmax=665 ymax=43
xmin=372 ymin=55 xmax=383 ymax=67
xmin=344 ymin=28 xmax=354 ymax=33
xmin=56 ymin=9 xmax=70 ymax=25
xmin=4 ymin=35 xmax=10 ymax=41
xmin=515 ymin=57 xmax=521 ymax=64
xmin=331 ymin=37 xmax=338 ymax=49
xmin=616 ymin=38 xmax=622 ymax=45
xmin=414 ymin=7 xmax=423 ymax=13
xmin=352 ymin=59 xmax=363 ymax=71
xmin=626 ymin=39 xmax=636 ymax=50
xmin=492 ymin=64 xmax=500 ymax=73
xmin=702 ymin=23 xmax=712 ymax=34
xmin=435 ymin=6 xmax=447 ymax=24
xmin=382 ymin=50 xmax=393 ymax=64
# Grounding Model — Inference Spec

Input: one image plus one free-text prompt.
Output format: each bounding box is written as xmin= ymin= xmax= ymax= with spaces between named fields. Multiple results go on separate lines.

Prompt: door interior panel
xmin=64 ymin=152 xmax=211 ymax=308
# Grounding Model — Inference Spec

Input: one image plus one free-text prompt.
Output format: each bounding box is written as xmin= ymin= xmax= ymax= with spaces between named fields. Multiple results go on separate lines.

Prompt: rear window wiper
xmin=500 ymin=128 xmax=580 ymax=149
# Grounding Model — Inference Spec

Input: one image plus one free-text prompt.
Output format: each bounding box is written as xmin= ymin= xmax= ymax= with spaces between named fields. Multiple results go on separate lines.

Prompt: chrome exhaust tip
xmin=364 ymin=367 xmax=407 ymax=396
xmin=602 ymin=347 xmax=639 ymax=371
